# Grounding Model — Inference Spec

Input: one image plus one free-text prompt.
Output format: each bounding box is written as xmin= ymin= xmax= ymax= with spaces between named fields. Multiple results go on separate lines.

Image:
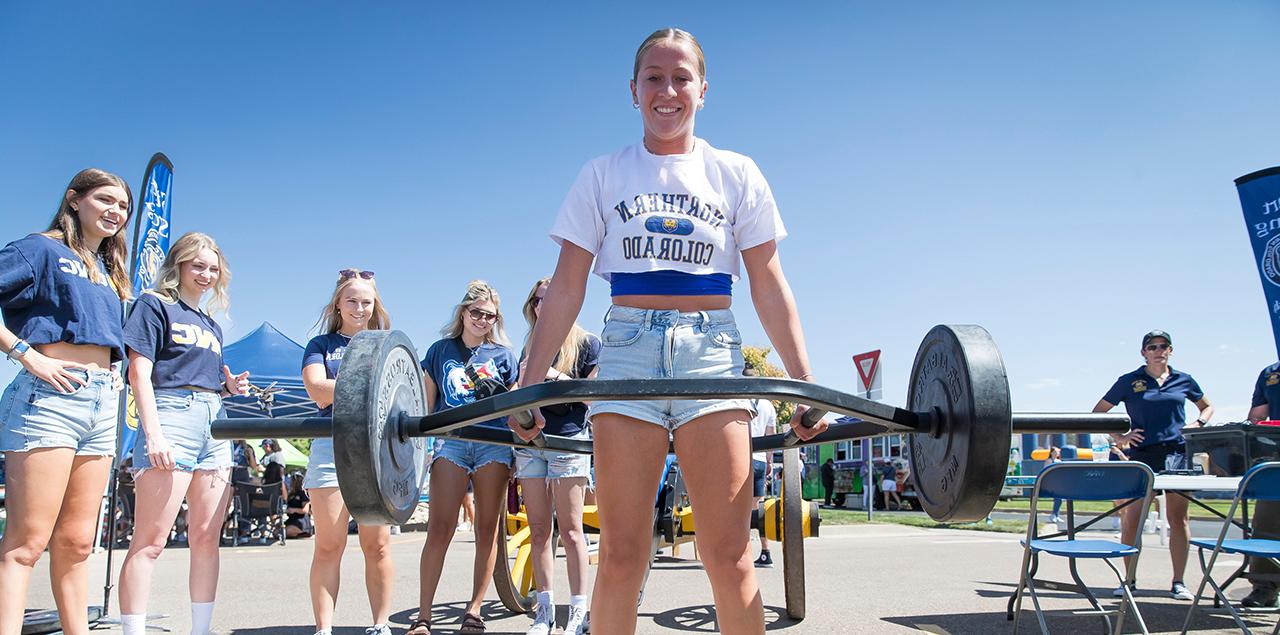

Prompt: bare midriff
xmin=37 ymin=342 xmax=113 ymax=370
xmin=612 ymin=294 xmax=731 ymax=313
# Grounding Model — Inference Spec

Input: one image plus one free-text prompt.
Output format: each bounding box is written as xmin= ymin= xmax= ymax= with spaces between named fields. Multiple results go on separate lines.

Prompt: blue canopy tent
xmin=222 ymin=322 xmax=318 ymax=420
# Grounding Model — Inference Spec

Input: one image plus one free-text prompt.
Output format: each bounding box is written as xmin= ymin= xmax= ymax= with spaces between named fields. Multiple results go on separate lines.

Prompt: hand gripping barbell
xmin=211 ymin=325 xmax=1128 ymax=525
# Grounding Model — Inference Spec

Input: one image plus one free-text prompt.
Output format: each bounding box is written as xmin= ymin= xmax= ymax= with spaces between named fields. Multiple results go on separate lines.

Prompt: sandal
xmin=458 ymin=612 xmax=486 ymax=633
xmin=406 ymin=618 xmax=431 ymax=635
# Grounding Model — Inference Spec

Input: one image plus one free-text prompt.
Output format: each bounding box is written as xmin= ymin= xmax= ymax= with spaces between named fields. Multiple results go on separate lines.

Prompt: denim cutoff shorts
xmin=0 ymin=368 xmax=118 ymax=455
xmin=515 ymin=428 xmax=592 ymax=480
xmin=131 ymin=389 xmax=230 ymax=473
xmin=587 ymin=306 xmax=754 ymax=432
xmin=432 ymin=434 xmax=514 ymax=474
xmin=304 ymin=437 xmax=339 ymax=489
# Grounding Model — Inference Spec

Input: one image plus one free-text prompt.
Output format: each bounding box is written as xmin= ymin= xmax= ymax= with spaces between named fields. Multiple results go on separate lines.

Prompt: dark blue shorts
xmin=1127 ymin=439 xmax=1187 ymax=474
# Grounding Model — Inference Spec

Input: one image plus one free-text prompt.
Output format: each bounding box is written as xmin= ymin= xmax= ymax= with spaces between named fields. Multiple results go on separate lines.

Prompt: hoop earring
xmin=633 ymin=103 xmax=639 ymax=109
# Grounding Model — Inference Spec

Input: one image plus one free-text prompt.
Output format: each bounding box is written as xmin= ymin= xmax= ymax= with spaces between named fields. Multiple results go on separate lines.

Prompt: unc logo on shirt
xmin=645 ymin=216 xmax=694 ymax=236
xmin=441 ymin=359 xmax=500 ymax=409
xmin=171 ymin=323 xmax=222 ymax=354
xmin=1132 ymin=379 xmax=1148 ymax=393
xmin=1269 ymin=373 xmax=1280 ymax=387
xmin=57 ymin=257 xmax=110 ymax=287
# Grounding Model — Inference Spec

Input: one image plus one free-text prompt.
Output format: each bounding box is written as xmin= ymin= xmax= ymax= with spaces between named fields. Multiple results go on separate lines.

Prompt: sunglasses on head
xmin=339 ymin=268 xmax=375 ymax=280
xmin=1144 ymin=343 xmax=1170 ymax=352
xmin=468 ymin=308 xmax=498 ymax=322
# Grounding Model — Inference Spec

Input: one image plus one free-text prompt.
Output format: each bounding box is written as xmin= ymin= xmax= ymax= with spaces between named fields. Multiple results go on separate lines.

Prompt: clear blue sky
xmin=3 ymin=3 xmax=1278 ymax=422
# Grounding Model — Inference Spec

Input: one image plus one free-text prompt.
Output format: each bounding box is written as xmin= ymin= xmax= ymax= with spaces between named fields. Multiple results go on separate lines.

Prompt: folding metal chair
xmin=1012 ymin=461 xmax=1156 ymax=634
xmin=1182 ymin=461 xmax=1280 ymax=635
xmin=228 ymin=480 xmax=287 ymax=546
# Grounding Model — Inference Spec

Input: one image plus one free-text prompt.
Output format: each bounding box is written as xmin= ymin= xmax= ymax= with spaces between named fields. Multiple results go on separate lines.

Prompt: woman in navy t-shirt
xmin=116 ymin=231 xmax=249 ymax=635
xmin=411 ymin=280 xmax=516 ymax=635
xmin=508 ymin=276 xmax=600 ymax=635
xmin=0 ymin=168 xmax=134 ymax=633
xmin=1093 ymin=329 xmax=1214 ymax=601
xmin=301 ymin=269 xmax=396 ymax=635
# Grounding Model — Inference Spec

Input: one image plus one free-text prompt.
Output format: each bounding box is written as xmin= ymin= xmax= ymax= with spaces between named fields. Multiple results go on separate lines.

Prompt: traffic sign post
xmin=853 ymin=350 xmax=882 ymax=520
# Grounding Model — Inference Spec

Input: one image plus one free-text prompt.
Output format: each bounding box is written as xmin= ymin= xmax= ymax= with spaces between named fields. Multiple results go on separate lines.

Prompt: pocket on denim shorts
xmin=708 ymin=325 xmax=743 ymax=350
xmin=29 ymin=375 xmax=84 ymax=400
xmin=601 ymin=321 xmax=645 ymax=347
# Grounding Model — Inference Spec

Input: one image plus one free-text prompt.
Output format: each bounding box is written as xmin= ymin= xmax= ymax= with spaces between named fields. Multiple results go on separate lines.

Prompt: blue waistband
xmin=610 ymin=270 xmax=731 ymax=297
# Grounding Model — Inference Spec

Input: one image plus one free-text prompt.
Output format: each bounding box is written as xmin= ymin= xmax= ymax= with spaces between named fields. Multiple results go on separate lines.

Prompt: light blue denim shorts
xmin=304 ymin=437 xmax=338 ymax=490
xmin=588 ymin=306 xmax=754 ymax=432
xmin=515 ymin=428 xmax=592 ymax=480
xmin=131 ymin=389 xmax=231 ymax=473
xmin=0 ymin=368 xmax=118 ymax=456
xmin=432 ymin=435 xmax=513 ymax=474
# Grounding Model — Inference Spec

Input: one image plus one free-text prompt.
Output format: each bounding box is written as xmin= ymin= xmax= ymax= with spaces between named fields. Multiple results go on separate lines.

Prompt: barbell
xmin=211 ymin=325 xmax=1129 ymax=525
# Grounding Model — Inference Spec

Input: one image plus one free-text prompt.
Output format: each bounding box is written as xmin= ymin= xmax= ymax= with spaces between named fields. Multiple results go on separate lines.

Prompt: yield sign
xmin=852 ymin=350 xmax=881 ymax=394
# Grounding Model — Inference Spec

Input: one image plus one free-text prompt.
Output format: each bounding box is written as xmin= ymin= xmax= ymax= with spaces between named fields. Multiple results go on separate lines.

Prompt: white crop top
xmin=549 ymin=138 xmax=787 ymax=282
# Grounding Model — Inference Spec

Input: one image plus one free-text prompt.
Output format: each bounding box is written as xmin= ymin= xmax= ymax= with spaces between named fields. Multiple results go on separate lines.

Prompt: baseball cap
xmin=1142 ymin=330 xmax=1172 ymax=347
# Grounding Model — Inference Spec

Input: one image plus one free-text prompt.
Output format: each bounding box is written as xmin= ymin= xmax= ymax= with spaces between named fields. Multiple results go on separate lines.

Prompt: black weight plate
xmin=334 ymin=330 xmax=427 ymax=525
xmin=782 ymin=448 xmax=806 ymax=620
xmin=906 ymin=325 xmax=1011 ymax=523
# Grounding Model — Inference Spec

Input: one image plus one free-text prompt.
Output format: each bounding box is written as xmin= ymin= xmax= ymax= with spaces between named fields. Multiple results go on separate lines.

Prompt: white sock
xmin=121 ymin=614 xmax=146 ymax=635
xmin=191 ymin=601 xmax=215 ymax=635
xmin=537 ymin=589 xmax=554 ymax=608
xmin=570 ymin=594 xmax=588 ymax=608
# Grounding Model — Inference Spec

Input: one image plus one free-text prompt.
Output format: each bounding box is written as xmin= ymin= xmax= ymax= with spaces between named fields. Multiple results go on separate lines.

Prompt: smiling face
xmin=179 ymin=247 xmax=222 ymax=299
xmin=337 ymin=280 xmax=377 ymax=334
xmin=69 ymin=185 xmax=130 ymax=242
xmin=631 ymin=39 xmax=707 ymax=155
xmin=463 ymin=299 xmax=498 ymax=340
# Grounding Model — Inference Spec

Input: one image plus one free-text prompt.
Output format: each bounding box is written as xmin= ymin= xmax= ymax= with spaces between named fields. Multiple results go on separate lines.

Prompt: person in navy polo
xmin=1242 ymin=362 xmax=1280 ymax=607
xmin=1093 ymin=330 xmax=1215 ymax=601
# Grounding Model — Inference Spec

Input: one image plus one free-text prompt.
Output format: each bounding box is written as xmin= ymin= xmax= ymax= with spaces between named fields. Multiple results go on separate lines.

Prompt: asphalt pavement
xmin=20 ymin=520 xmax=1279 ymax=634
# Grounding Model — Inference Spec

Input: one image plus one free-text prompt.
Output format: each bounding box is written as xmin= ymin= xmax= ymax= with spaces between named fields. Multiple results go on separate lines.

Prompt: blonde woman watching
xmin=411 ymin=281 xmax=516 ymax=635
xmin=301 ymin=269 xmax=395 ymax=635
xmin=117 ymin=232 xmax=249 ymax=635
xmin=509 ymin=277 xmax=599 ymax=635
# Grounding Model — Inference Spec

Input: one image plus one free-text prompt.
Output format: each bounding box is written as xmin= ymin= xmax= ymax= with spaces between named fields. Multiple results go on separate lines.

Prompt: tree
xmin=743 ymin=345 xmax=795 ymax=427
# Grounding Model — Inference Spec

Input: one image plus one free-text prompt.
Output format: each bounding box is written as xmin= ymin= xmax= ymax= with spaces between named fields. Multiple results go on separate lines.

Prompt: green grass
xmin=819 ymin=508 xmax=1027 ymax=534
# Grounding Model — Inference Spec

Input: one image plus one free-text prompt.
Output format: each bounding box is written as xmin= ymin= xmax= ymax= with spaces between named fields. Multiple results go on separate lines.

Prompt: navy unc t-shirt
xmin=302 ymin=332 xmax=351 ymax=417
xmin=1102 ymin=366 xmax=1205 ymax=447
xmin=124 ymin=292 xmax=226 ymax=391
xmin=1252 ymin=363 xmax=1280 ymax=421
xmin=519 ymin=333 xmax=601 ymax=437
xmin=421 ymin=338 xmax=518 ymax=430
xmin=0 ymin=234 xmax=125 ymax=361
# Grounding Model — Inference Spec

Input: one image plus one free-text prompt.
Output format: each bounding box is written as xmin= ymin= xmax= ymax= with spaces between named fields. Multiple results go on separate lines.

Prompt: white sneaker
xmin=526 ymin=603 xmax=554 ymax=635
xmin=1171 ymin=582 xmax=1194 ymax=601
xmin=365 ymin=626 xmax=392 ymax=635
xmin=1113 ymin=582 xmax=1136 ymax=598
xmin=564 ymin=604 xmax=589 ymax=635
xmin=1049 ymin=515 xmax=1063 ymax=524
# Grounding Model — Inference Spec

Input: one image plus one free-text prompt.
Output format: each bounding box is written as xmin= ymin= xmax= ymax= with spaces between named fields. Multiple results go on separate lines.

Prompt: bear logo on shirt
xmin=1268 ymin=373 xmax=1280 ymax=387
xmin=645 ymin=216 xmax=694 ymax=236
xmin=1132 ymin=379 xmax=1148 ymax=393
xmin=441 ymin=358 xmax=501 ymax=409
